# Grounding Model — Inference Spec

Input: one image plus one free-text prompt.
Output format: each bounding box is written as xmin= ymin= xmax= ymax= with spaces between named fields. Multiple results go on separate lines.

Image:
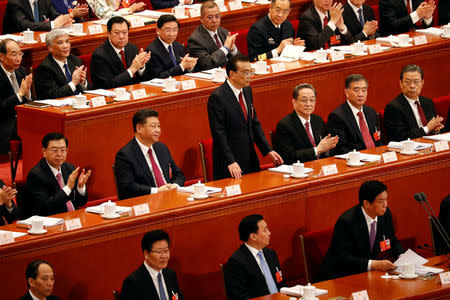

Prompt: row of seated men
xmin=10 ymin=182 xmax=450 ymax=300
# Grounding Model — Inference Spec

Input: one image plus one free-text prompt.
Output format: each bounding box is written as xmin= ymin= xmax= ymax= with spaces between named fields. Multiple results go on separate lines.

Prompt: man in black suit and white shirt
xmin=379 ymin=0 xmax=435 ymax=36
xmin=0 ymin=39 xmax=32 ymax=154
xmin=20 ymin=260 xmax=60 ymax=300
xmin=91 ymin=16 xmax=151 ymax=89
xmin=0 ymin=178 xmax=19 ymax=226
xmin=25 ymin=132 xmax=90 ymax=216
xmin=318 ymin=180 xmax=404 ymax=281
xmin=35 ymin=29 xmax=91 ymax=100
xmin=384 ymin=64 xmax=443 ymax=142
xmin=120 ymin=229 xmax=183 ymax=300
xmin=187 ymin=1 xmax=239 ymax=72
xmin=3 ymin=0 xmax=75 ymax=34
xmin=207 ymin=54 xmax=282 ymax=180
xmin=327 ymin=74 xmax=383 ymax=155
xmin=297 ymin=0 xmax=353 ymax=51
xmin=274 ymin=83 xmax=338 ymax=164
xmin=145 ymin=14 xmax=197 ymax=79
xmin=115 ymin=109 xmax=184 ymax=200
xmin=342 ymin=0 xmax=379 ymax=41
xmin=224 ymin=214 xmax=286 ymax=300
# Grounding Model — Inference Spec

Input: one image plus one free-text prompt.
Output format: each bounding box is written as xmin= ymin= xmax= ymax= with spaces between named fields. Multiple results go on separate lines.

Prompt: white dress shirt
xmin=347 ymin=100 xmax=372 ymax=133
xmin=314 ymin=6 xmax=348 ymax=34
xmin=347 ymin=0 xmax=367 ymax=38
xmin=29 ymin=0 xmax=56 ymax=28
xmin=46 ymin=160 xmax=86 ymax=196
xmin=28 ymin=290 xmax=45 ymax=300
xmin=297 ymin=114 xmax=319 ymax=156
xmin=403 ymin=94 xmax=429 ymax=134
xmin=405 ymin=0 xmax=433 ymax=25
xmin=109 ymin=40 xmax=146 ymax=78
xmin=0 ymin=63 xmax=25 ymax=102
xmin=226 ymin=79 xmax=248 ymax=113
xmin=203 ymin=25 xmax=238 ymax=57
xmin=143 ymin=261 xmax=169 ymax=300
xmin=244 ymin=243 xmax=266 ymax=273
xmin=268 ymin=13 xmax=282 ymax=58
xmin=158 ymin=37 xmax=187 ymax=72
xmin=52 ymin=56 xmax=88 ymax=92
xmin=361 ymin=206 xmax=378 ymax=271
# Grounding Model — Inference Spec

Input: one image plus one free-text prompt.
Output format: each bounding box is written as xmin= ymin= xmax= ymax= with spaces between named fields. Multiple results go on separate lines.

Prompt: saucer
xmin=28 ymin=229 xmax=47 ymax=235
xmin=69 ymin=32 xmax=87 ymax=37
xmin=101 ymin=213 xmax=120 ymax=219
xmin=254 ymin=71 xmax=269 ymax=75
xmin=393 ymin=42 xmax=412 ymax=48
xmin=399 ymin=273 xmax=418 ymax=279
xmin=352 ymin=52 xmax=368 ymax=56
xmin=300 ymin=297 xmax=318 ymax=300
xmin=291 ymin=173 xmax=308 ymax=179
xmin=73 ymin=105 xmax=90 ymax=109
xmin=441 ymin=34 xmax=450 ymax=39
xmin=114 ymin=97 xmax=131 ymax=102
xmin=347 ymin=161 xmax=365 ymax=167
xmin=162 ymin=88 xmax=179 ymax=92
xmin=314 ymin=59 xmax=329 ymax=63
xmin=22 ymin=40 xmax=38 ymax=44
xmin=193 ymin=194 xmax=209 ymax=199
xmin=400 ymin=150 xmax=418 ymax=155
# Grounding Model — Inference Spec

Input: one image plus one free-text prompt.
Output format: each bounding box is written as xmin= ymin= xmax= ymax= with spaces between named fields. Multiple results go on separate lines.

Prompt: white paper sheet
xmin=16 ymin=216 xmax=64 ymax=228
xmin=177 ymin=185 xmax=222 ymax=194
xmin=416 ymin=28 xmax=443 ymax=36
xmin=280 ymin=44 xmax=305 ymax=60
xmin=0 ymin=34 xmax=24 ymax=42
xmin=85 ymin=203 xmax=132 ymax=214
xmin=84 ymin=89 xmax=116 ymax=97
xmin=141 ymin=78 xmax=165 ymax=87
xmin=423 ymin=132 xmax=450 ymax=142
xmin=268 ymin=164 xmax=314 ymax=174
xmin=388 ymin=141 xmax=433 ymax=150
xmin=35 ymin=98 xmax=74 ymax=107
xmin=280 ymin=285 xmax=328 ymax=297
xmin=0 ymin=230 xmax=27 ymax=238
xmin=185 ymin=72 xmax=214 ymax=80
xmin=335 ymin=153 xmax=381 ymax=162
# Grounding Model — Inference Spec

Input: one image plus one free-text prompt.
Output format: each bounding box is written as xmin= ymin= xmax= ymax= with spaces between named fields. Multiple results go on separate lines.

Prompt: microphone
xmin=414 ymin=192 xmax=423 ymax=203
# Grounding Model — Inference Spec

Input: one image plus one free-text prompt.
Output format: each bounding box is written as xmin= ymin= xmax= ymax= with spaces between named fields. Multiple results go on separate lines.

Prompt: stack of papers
xmin=416 ymin=28 xmax=443 ymax=36
xmin=280 ymin=285 xmax=328 ymax=297
xmin=92 ymin=19 xmax=109 ymax=25
xmin=141 ymin=78 xmax=165 ymax=87
xmin=394 ymin=249 xmax=444 ymax=275
xmin=376 ymin=36 xmax=413 ymax=44
xmin=280 ymin=44 xmax=305 ymax=60
xmin=84 ymin=89 xmax=116 ymax=97
xmin=0 ymin=230 xmax=28 ymax=238
xmin=35 ymin=98 xmax=74 ymax=107
xmin=268 ymin=164 xmax=314 ymax=174
xmin=0 ymin=34 xmax=24 ymax=42
xmin=423 ymin=132 xmax=450 ymax=142
xmin=270 ymin=56 xmax=298 ymax=62
xmin=185 ymin=72 xmax=214 ymax=80
xmin=177 ymin=185 xmax=222 ymax=194
xmin=335 ymin=153 xmax=381 ymax=162
xmin=17 ymin=216 xmax=64 ymax=228
xmin=388 ymin=141 xmax=433 ymax=150
xmin=134 ymin=10 xmax=172 ymax=19
xmin=85 ymin=203 xmax=132 ymax=214
xmin=330 ymin=45 xmax=390 ymax=54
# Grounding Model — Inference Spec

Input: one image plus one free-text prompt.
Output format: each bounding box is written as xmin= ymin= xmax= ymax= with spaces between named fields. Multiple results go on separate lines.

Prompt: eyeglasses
xmin=205 ymin=15 xmax=221 ymax=21
xmin=161 ymin=28 xmax=179 ymax=34
xmin=10 ymin=51 xmax=23 ymax=58
xmin=296 ymin=98 xmax=316 ymax=104
xmin=150 ymin=249 xmax=170 ymax=255
xmin=403 ymin=79 xmax=422 ymax=86
xmin=237 ymin=69 xmax=255 ymax=77
xmin=49 ymin=148 xmax=67 ymax=154
xmin=273 ymin=8 xmax=290 ymax=16
xmin=111 ymin=30 xmax=128 ymax=36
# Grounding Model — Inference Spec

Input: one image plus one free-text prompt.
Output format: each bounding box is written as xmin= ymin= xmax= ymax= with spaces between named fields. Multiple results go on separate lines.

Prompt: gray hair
xmin=293 ymin=83 xmax=316 ymax=99
xmin=45 ymin=29 xmax=69 ymax=47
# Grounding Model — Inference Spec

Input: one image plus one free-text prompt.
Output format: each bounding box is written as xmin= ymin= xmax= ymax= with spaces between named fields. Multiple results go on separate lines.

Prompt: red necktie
xmin=56 ymin=173 xmax=75 ymax=212
xmin=213 ymin=33 xmax=222 ymax=48
xmin=238 ymin=92 xmax=247 ymax=120
xmin=357 ymin=111 xmax=375 ymax=149
xmin=148 ymin=148 xmax=166 ymax=187
xmin=414 ymin=100 xmax=428 ymax=127
xmin=406 ymin=0 xmax=412 ymax=13
xmin=119 ymin=50 xmax=127 ymax=69
xmin=323 ymin=16 xmax=330 ymax=49
xmin=305 ymin=121 xmax=316 ymax=147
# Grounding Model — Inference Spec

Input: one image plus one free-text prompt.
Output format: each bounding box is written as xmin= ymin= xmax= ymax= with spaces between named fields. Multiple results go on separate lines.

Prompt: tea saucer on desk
xmin=347 ymin=161 xmax=365 ymax=167
xmin=69 ymin=32 xmax=87 ymax=37
xmin=313 ymin=59 xmax=329 ymax=63
xmin=300 ymin=297 xmax=318 ymax=300
xmin=399 ymin=273 xmax=418 ymax=279
xmin=22 ymin=40 xmax=38 ymax=44
xmin=28 ymin=229 xmax=47 ymax=235
xmin=352 ymin=52 xmax=368 ymax=56
xmin=162 ymin=88 xmax=179 ymax=93
xmin=392 ymin=42 xmax=412 ymax=48
xmin=101 ymin=213 xmax=120 ymax=219
xmin=291 ymin=173 xmax=308 ymax=179
xmin=441 ymin=34 xmax=450 ymax=39
xmin=400 ymin=150 xmax=418 ymax=155
xmin=254 ymin=70 xmax=269 ymax=75
xmin=73 ymin=105 xmax=90 ymax=109
xmin=193 ymin=194 xmax=209 ymax=200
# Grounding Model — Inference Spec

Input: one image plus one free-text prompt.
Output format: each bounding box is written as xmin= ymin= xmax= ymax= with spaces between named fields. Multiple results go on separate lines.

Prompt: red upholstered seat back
xmin=79 ymin=54 xmax=92 ymax=82
xmin=142 ymin=0 xmax=153 ymax=10
xmin=0 ymin=1 xmax=7 ymax=34
xmin=81 ymin=196 xmax=118 ymax=208
xmin=199 ymin=138 xmax=213 ymax=182
xmin=300 ymin=228 xmax=334 ymax=283
xmin=291 ymin=19 xmax=299 ymax=36
xmin=371 ymin=5 xmax=379 ymax=21
xmin=232 ymin=29 xmax=249 ymax=56
xmin=378 ymin=110 xmax=388 ymax=144
xmin=433 ymin=95 xmax=450 ymax=126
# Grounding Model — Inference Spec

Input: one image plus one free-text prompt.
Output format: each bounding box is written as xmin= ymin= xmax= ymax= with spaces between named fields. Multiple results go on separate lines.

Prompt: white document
xmin=134 ymin=10 xmax=171 ymax=18
xmin=17 ymin=216 xmax=64 ymax=228
xmin=416 ymin=28 xmax=443 ymax=36
xmin=0 ymin=34 xmax=24 ymax=42
xmin=423 ymin=132 xmax=450 ymax=142
xmin=416 ymin=265 xmax=444 ymax=276
xmin=394 ymin=249 xmax=428 ymax=267
xmin=141 ymin=78 xmax=165 ymax=87
xmin=92 ymin=19 xmax=109 ymax=25
xmin=270 ymin=56 xmax=298 ymax=62
xmin=376 ymin=35 xmax=413 ymax=44
xmin=84 ymin=89 xmax=116 ymax=97
xmin=299 ymin=52 xmax=318 ymax=61
xmin=280 ymin=285 xmax=328 ymax=297
xmin=177 ymin=185 xmax=222 ymax=194
xmin=280 ymin=45 xmax=305 ymax=60
xmin=85 ymin=203 xmax=132 ymax=214
xmin=335 ymin=153 xmax=381 ymax=162
xmin=185 ymin=72 xmax=214 ymax=80
xmin=35 ymin=98 xmax=74 ymax=107
xmin=268 ymin=164 xmax=314 ymax=174
xmin=0 ymin=230 xmax=27 ymax=238
xmin=388 ymin=141 xmax=433 ymax=150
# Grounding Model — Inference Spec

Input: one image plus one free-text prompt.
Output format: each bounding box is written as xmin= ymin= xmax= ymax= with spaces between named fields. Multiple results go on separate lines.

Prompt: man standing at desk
xmin=207 ymin=54 xmax=282 ymax=180
xmin=20 ymin=260 xmax=60 ymax=300
xmin=91 ymin=16 xmax=151 ymax=89
xmin=342 ymin=0 xmax=379 ymax=41
xmin=247 ymin=0 xmax=304 ymax=62
xmin=25 ymin=132 xmax=90 ymax=216
xmin=187 ymin=1 xmax=239 ymax=71
xmin=114 ymin=109 xmax=184 ymax=200
xmin=318 ymin=180 xmax=404 ymax=281
xmin=384 ymin=64 xmax=443 ymax=142
xmin=224 ymin=214 xmax=286 ymax=299
xmin=327 ymin=74 xmax=383 ymax=155
xmin=0 ymin=39 xmax=32 ymax=155
xmin=120 ymin=230 xmax=183 ymax=300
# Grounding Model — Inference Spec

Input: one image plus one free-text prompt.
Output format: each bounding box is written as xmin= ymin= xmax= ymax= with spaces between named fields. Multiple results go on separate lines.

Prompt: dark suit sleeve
xmin=384 ymin=101 xmax=426 ymax=142
xmin=9 ymin=1 xmax=52 ymax=32
xmin=297 ymin=13 xmax=335 ymax=50
xmin=166 ymin=269 xmax=184 ymax=300
xmin=274 ymin=121 xmax=316 ymax=164
xmin=115 ymin=150 xmax=152 ymax=198
xmin=0 ymin=90 xmax=22 ymax=112
xmin=251 ymin=106 xmax=272 ymax=157
xmin=187 ymin=30 xmax=228 ymax=71
xmin=327 ymin=111 xmax=353 ymax=154
xmin=150 ymin=0 xmax=179 ymax=9
xmin=379 ymin=0 xmax=415 ymax=35
xmin=119 ymin=276 xmax=140 ymax=300
xmin=0 ymin=201 xmax=19 ymax=224
xmin=164 ymin=145 xmax=185 ymax=187
xmin=247 ymin=25 xmax=273 ymax=61
xmin=223 ymin=256 xmax=252 ymax=300
xmin=90 ymin=50 xmax=132 ymax=89
xmin=146 ymin=48 xmax=184 ymax=79
xmin=47 ymin=0 xmax=61 ymax=20
xmin=383 ymin=207 xmax=404 ymax=258
xmin=35 ymin=65 xmax=74 ymax=100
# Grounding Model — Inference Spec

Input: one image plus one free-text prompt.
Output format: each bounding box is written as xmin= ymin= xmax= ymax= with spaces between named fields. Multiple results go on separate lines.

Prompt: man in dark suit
xmin=151 ymin=0 xmax=193 ymax=10
xmin=224 ymin=214 xmax=286 ymax=299
xmin=438 ymin=0 xmax=450 ymax=25
xmin=384 ymin=64 xmax=444 ymax=142
xmin=327 ymin=74 xmax=383 ymax=155
xmin=35 ymin=29 xmax=91 ymax=100
xmin=20 ymin=260 xmax=60 ymax=300
xmin=145 ymin=14 xmax=197 ymax=80
xmin=247 ymin=0 xmax=304 ymax=62
xmin=438 ymin=195 xmax=450 ymax=254
xmin=25 ymin=132 xmax=90 ymax=216
xmin=3 ymin=0 xmax=74 ymax=34
xmin=120 ymin=229 xmax=183 ymax=300
xmin=318 ymin=180 xmax=404 ymax=281
xmin=207 ymin=54 xmax=283 ymax=180
xmin=274 ymin=83 xmax=338 ymax=164
xmin=187 ymin=1 xmax=239 ymax=72
xmin=297 ymin=0 xmax=353 ymax=51
xmin=379 ymin=0 xmax=435 ymax=36
xmin=0 ymin=39 xmax=32 ymax=154
xmin=51 ymin=0 xmax=89 ymax=16
xmin=342 ymin=0 xmax=380 ymax=41
xmin=115 ymin=109 xmax=184 ymax=200
xmin=91 ymin=16 xmax=151 ymax=89
xmin=0 ymin=178 xmax=19 ymax=226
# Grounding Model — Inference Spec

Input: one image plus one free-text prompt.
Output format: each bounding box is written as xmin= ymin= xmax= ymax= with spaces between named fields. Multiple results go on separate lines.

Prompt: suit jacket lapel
xmin=131 ymin=139 xmax=156 ymax=186
xmin=310 ymin=115 xmax=323 ymax=146
xmin=138 ymin=264 xmax=159 ymax=298
xmin=355 ymin=207 xmax=371 ymax=255
xmin=224 ymin=82 xmax=247 ymax=124
xmin=153 ymin=143 xmax=170 ymax=183
xmin=399 ymin=94 xmax=420 ymax=128
xmin=243 ymin=87 xmax=253 ymax=125
xmin=49 ymin=54 xmax=70 ymax=84
xmin=311 ymin=7 xmax=323 ymax=30
xmin=343 ymin=102 xmax=365 ymax=145
xmin=241 ymin=244 xmax=267 ymax=284
xmin=198 ymin=25 xmax=218 ymax=52
xmin=290 ymin=112 xmax=313 ymax=147
xmin=105 ymin=41 xmax=126 ymax=72
xmin=41 ymin=159 xmax=62 ymax=191
xmin=0 ymin=67 xmax=15 ymax=95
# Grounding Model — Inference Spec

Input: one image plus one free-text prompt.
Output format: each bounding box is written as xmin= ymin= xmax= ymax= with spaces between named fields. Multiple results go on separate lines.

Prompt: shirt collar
xmin=226 ymin=79 xmax=242 ymax=98
xmin=244 ymin=242 xmax=261 ymax=258
xmin=267 ymin=13 xmax=281 ymax=29
xmin=51 ymin=55 xmax=68 ymax=69
xmin=347 ymin=100 xmax=364 ymax=117
xmin=158 ymin=36 xmax=171 ymax=51
xmin=143 ymin=261 xmax=162 ymax=280
xmin=314 ymin=5 xmax=327 ymax=21
xmin=0 ymin=63 xmax=13 ymax=77
xmin=135 ymin=137 xmax=153 ymax=154
xmin=361 ymin=206 xmax=378 ymax=227
xmin=28 ymin=290 xmax=43 ymax=300
xmin=296 ymin=113 xmax=310 ymax=125
xmin=403 ymin=93 xmax=419 ymax=102
xmin=347 ymin=0 xmax=363 ymax=15
xmin=109 ymin=39 xmax=124 ymax=54
xmin=202 ymin=24 xmax=218 ymax=38
xmin=46 ymin=159 xmax=61 ymax=175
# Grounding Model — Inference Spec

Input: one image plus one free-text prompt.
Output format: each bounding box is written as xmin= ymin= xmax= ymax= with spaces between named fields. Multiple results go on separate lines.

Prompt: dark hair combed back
xmin=239 ymin=214 xmax=264 ymax=242
xmin=345 ymin=74 xmax=368 ymax=89
xmin=157 ymin=14 xmax=179 ymax=29
xmin=0 ymin=38 xmax=16 ymax=55
xmin=359 ymin=180 xmax=388 ymax=206
xmin=400 ymin=64 xmax=423 ymax=80
xmin=293 ymin=83 xmax=316 ymax=99
xmin=132 ymin=109 xmax=159 ymax=132
xmin=271 ymin=0 xmax=291 ymax=7
xmin=201 ymin=0 xmax=219 ymax=17
xmin=42 ymin=132 xmax=68 ymax=148
xmin=141 ymin=230 xmax=170 ymax=252
xmin=107 ymin=16 xmax=130 ymax=32
xmin=26 ymin=260 xmax=52 ymax=287
xmin=225 ymin=54 xmax=250 ymax=76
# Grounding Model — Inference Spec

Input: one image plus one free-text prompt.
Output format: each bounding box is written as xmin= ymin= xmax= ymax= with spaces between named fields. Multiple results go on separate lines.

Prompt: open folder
xmin=280 ymin=285 xmax=328 ymax=297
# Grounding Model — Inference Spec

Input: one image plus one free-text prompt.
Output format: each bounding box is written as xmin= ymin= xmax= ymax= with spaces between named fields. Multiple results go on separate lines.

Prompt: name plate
xmin=439 ymin=271 xmax=450 ymax=285
xmin=271 ymin=63 xmax=286 ymax=73
xmin=181 ymin=79 xmax=196 ymax=90
xmin=130 ymin=18 xmax=145 ymax=28
xmin=434 ymin=141 xmax=449 ymax=152
xmin=133 ymin=203 xmax=150 ymax=216
xmin=413 ymin=35 xmax=427 ymax=45
xmin=368 ymin=44 xmax=382 ymax=54
xmin=0 ymin=232 xmax=14 ymax=245
xmin=228 ymin=1 xmax=243 ymax=10
xmin=330 ymin=51 xmax=345 ymax=61
xmin=64 ymin=218 xmax=82 ymax=231
xmin=382 ymin=151 xmax=398 ymax=163
xmin=225 ymin=184 xmax=241 ymax=196
xmin=320 ymin=164 xmax=338 ymax=176
xmin=131 ymin=88 xmax=147 ymax=99
xmin=88 ymin=24 xmax=103 ymax=35
xmin=189 ymin=7 xmax=200 ymax=17
xmin=219 ymin=5 xmax=228 ymax=12
xmin=352 ymin=290 xmax=369 ymax=300
xmin=39 ymin=33 xmax=47 ymax=43
xmin=91 ymin=96 xmax=107 ymax=107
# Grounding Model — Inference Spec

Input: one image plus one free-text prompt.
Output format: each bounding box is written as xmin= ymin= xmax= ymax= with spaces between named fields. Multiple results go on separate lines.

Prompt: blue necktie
xmin=33 ymin=0 xmax=40 ymax=22
xmin=168 ymin=45 xmax=177 ymax=67
xmin=257 ymin=251 xmax=278 ymax=294
xmin=63 ymin=63 xmax=72 ymax=82
xmin=358 ymin=8 xmax=365 ymax=27
xmin=157 ymin=273 xmax=167 ymax=300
